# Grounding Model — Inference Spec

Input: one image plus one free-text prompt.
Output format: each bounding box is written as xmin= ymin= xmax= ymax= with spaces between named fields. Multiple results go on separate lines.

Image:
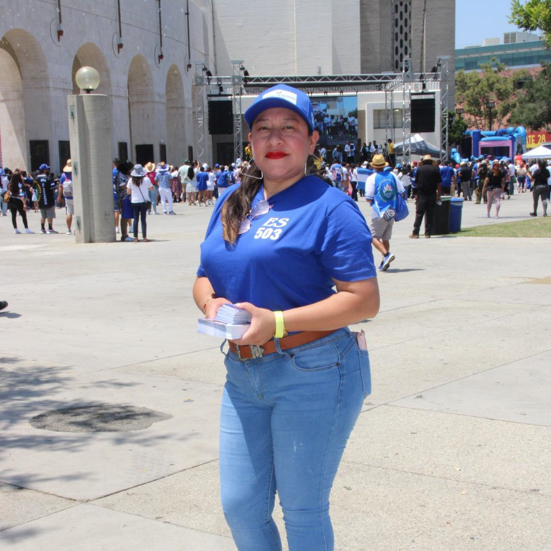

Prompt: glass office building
xmin=456 ymin=36 xmax=551 ymax=72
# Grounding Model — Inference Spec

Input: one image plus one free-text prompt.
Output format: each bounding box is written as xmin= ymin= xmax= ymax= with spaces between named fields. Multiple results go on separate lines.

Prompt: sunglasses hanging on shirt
xmin=238 ymin=200 xmax=272 ymax=235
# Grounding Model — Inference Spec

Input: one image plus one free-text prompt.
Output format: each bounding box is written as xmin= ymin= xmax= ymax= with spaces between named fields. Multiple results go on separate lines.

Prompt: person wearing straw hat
xmin=410 ymin=154 xmax=441 ymax=238
xmin=145 ymin=162 xmax=159 ymax=214
xmin=58 ymin=160 xmax=75 ymax=234
xmin=193 ymin=83 xmax=379 ymax=551
xmin=365 ymin=154 xmax=405 ymax=271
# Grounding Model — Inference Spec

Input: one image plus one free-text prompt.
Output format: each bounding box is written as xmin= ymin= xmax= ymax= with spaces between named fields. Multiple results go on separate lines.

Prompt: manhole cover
xmin=30 ymin=404 xmax=172 ymax=433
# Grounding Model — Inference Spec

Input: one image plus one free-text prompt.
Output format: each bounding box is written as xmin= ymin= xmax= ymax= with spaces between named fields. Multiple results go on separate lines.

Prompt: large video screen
xmin=311 ymin=96 xmax=358 ymax=147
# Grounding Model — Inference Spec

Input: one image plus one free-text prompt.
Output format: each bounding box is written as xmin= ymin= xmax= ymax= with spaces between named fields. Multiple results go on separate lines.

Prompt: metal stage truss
xmin=193 ymin=67 xmax=449 ymax=165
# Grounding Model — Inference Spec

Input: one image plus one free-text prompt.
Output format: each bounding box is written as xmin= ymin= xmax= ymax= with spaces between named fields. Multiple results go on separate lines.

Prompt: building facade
xmin=455 ymin=33 xmax=551 ymax=72
xmin=0 ymin=0 xmax=455 ymax=172
xmin=0 ymin=0 xmax=215 ymax=173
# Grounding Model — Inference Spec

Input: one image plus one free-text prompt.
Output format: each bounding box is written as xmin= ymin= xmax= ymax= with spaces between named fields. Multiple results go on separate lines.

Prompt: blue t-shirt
xmin=155 ymin=171 xmax=171 ymax=189
xmin=217 ymin=170 xmax=230 ymax=188
xmin=196 ymin=171 xmax=209 ymax=191
xmin=197 ymin=176 xmax=376 ymax=312
xmin=440 ymin=166 xmax=455 ymax=187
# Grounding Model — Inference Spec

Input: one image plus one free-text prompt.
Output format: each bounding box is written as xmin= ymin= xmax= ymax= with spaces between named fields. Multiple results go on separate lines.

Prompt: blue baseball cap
xmin=39 ymin=163 xmax=50 ymax=170
xmin=244 ymin=84 xmax=315 ymax=132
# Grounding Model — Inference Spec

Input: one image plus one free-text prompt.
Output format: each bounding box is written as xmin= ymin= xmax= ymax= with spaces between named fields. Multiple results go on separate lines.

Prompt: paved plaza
xmin=1 ymin=191 xmax=550 ymax=550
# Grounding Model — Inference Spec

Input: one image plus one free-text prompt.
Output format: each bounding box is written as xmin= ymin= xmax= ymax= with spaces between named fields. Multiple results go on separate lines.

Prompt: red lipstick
xmin=266 ymin=151 xmax=288 ymax=159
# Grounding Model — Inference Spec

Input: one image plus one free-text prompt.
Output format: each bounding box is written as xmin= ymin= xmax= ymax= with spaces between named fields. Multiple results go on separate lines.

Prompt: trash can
xmin=449 ymin=197 xmax=464 ymax=233
xmin=432 ymin=195 xmax=451 ymax=235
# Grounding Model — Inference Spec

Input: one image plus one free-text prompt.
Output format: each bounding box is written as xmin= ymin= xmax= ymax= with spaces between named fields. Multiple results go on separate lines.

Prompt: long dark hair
xmin=132 ymin=176 xmax=144 ymax=186
xmin=9 ymin=171 xmax=23 ymax=195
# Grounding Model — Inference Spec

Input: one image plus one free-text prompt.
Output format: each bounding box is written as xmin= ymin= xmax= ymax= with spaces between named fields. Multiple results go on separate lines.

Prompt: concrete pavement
xmin=1 ymin=189 xmax=550 ymax=550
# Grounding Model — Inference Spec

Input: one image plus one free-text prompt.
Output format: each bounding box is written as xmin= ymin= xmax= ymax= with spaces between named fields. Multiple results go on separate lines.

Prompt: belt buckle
xmin=234 ymin=344 xmax=265 ymax=361
xmin=249 ymin=345 xmax=265 ymax=359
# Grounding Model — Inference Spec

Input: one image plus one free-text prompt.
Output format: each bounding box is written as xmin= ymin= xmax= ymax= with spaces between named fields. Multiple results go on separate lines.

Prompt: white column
xmin=67 ymin=94 xmax=115 ymax=244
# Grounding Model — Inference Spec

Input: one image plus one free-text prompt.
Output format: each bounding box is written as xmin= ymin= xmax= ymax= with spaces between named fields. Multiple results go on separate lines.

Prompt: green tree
xmin=509 ymin=64 xmax=551 ymax=129
xmin=510 ymin=0 xmax=551 ymax=46
xmin=455 ymin=60 xmax=516 ymax=129
xmin=448 ymin=112 xmax=469 ymax=146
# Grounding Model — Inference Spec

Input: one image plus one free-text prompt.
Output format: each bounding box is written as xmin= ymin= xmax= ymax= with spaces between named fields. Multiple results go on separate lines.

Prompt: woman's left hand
xmin=232 ymin=302 xmax=276 ymax=346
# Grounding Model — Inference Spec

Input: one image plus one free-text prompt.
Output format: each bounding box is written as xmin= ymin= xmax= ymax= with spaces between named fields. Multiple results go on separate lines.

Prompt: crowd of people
xmin=0 ymin=157 xmax=262 ymax=242
xmin=3 ymin=150 xmax=548 ymax=243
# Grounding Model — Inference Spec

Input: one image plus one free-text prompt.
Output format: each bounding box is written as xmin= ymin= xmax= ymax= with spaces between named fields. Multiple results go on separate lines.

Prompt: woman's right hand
xmin=204 ymin=297 xmax=231 ymax=319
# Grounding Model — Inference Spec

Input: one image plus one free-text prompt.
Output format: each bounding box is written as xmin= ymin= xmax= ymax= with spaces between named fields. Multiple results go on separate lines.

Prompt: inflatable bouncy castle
xmin=460 ymin=127 xmax=527 ymax=160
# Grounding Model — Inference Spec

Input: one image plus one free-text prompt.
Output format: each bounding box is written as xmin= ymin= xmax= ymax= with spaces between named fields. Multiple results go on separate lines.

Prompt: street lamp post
xmin=68 ymin=66 xmax=115 ymax=243
xmin=486 ymin=100 xmax=495 ymax=130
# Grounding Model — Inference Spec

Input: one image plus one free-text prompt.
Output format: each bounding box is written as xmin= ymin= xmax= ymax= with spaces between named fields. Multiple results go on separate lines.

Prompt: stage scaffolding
xmin=193 ymin=63 xmax=450 ymax=165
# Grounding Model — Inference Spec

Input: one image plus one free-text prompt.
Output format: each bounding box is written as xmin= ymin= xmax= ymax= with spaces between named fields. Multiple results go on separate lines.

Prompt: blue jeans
xmin=132 ymin=202 xmax=148 ymax=238
xmin=149 ymin=187 xmax=159 ymax=213
xmin=220 ymin=328 xmax=370 ymax=551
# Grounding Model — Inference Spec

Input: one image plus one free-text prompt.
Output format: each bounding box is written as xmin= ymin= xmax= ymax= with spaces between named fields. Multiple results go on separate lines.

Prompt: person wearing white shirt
xmin=127 ymin=164 xmax=154 ymax=242
xmin=206 ymin=167 xmax=216 ymax=205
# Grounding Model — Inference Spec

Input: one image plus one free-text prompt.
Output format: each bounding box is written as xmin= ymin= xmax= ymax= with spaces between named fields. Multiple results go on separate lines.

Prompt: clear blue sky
xmin=456 ymin=0 xmax=537 ymax=49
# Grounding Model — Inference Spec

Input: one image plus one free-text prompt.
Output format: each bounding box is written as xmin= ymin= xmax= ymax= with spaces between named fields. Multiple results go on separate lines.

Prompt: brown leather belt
xmin=229 ymin=330 xmax=336 ymax=360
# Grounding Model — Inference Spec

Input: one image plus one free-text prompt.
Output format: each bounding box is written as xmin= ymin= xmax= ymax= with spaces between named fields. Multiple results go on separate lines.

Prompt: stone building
xmin=0 ymin=0 xmax=454 ymax=172
xmin=213 ymin=0 xmax=455 ymax=77
xmin=0 ymin=0 xmax=215 ymax=173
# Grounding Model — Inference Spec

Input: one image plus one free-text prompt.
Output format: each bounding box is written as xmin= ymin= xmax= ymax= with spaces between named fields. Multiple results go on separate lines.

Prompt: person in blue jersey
xmin=195 ymin=165 xmax=209 ymax=206
xmin=439 ymin=160 xmax=456 ymax=196
xmin=35 ymin=164 xmax=59 ymax=234
xmin=216 ymin=164 xmax=231 ymax=197
xmin=193 ymin=84 xmax=379 ymax=551
xmin=365 ymin=154 xmax=405 ymax=271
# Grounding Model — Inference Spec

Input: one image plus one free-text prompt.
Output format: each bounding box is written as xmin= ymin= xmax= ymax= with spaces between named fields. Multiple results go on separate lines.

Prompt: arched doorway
xmin=128 ymin=55 xmax=155 ymax=165
xmin=166 ymin=64 xmax=186 ymax=165
xmin=72 ymin=43 xmax=112 ymax=96
xmin=0 ymin=29 xmax=51 ymax=172
xmin=70 ymin=43 xmax=113 ymax=166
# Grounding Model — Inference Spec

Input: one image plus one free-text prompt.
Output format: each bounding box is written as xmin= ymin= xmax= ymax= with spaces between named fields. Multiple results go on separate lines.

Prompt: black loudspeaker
xmin=411 ymin=97 xmax=435 ymax=133
xmin=208 ymin=101 xmax=233 ymax=135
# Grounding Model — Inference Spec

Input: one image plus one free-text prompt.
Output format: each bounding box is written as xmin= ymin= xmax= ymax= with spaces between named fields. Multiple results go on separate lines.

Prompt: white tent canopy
xmin=521 ymin=145 xmax=551 ymax=160
xmin=393 ymin=134 xmax=444 ymax=157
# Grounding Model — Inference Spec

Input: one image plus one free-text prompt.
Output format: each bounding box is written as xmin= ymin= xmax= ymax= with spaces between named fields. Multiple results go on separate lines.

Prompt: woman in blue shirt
xmin=193 ymin=84 xmax=379 ymax=551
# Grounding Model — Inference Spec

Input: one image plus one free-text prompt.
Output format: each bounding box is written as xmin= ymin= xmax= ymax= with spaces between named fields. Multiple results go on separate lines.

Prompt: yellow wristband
xmin=274 ymin=311 xmax=286 ymax=339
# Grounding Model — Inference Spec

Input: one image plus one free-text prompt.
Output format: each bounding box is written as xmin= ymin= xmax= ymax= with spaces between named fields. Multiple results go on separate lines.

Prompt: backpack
xmin=374 ymin=172 xmax=398 ymax=219
xmin=187 ymin=166 xmax=195 ymax=180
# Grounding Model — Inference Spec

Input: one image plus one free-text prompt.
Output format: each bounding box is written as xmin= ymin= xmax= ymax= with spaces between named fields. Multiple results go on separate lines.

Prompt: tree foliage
xmin=510 ymin=0 xmax=551 ymax=46
xmin=448 ymin=112 xmax=469 ymax=146
xmin=455 ymin=60 xmax=516 ymax=129
xmin=509 ymin=64 xmax=551 ymax=129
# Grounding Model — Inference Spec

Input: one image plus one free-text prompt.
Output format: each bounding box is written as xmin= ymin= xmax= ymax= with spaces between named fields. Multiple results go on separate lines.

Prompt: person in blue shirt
xmin=439 ymin=160 xmax=456 ymax=195
xmin=195 ymin=166 xmax=209 ymax=206
xmin=216 ymin=165 xmax=231 ymax=197
xmin=193 ymin=84 xmax=379 ymax=551
xmin=365 ymin=154 xmax=405 ymax=271
xmin=155 ymin=162 xmax=175 ymax=215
